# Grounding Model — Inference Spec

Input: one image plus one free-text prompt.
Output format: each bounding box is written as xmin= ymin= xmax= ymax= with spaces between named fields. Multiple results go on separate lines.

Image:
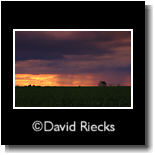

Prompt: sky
xmin=15 ymin=30 xmax=131 ymax=86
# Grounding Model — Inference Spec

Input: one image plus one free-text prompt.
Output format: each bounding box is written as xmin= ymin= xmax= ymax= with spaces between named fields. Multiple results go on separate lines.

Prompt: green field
xmin=15 ymin=86 xmax=131 ymax=107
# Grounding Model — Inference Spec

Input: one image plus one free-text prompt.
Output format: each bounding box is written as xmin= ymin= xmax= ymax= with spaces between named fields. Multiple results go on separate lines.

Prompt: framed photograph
xmin=13 ymin=29 xmax=133 ymax=109
xmin=1 ymin=1 xmax=145 ymax=145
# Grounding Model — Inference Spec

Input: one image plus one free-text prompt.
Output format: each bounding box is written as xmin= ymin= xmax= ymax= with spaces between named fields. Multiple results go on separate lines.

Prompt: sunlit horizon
xmin=15 ymin=74 xmax=131 ymax=87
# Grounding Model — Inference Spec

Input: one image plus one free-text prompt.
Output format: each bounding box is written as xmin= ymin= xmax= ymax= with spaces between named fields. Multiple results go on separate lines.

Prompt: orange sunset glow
xmin=15 ymin=74 xmax=100 ymax=86
xmin=15 ymin=74 xmax=58 ymax=86
xmin=15 ymin=74 xmax=131 ymax=86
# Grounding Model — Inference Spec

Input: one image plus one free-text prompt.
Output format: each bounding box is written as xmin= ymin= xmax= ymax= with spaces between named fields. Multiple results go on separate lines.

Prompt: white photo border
xmin=13 ymin=29 xmax=133 ymax=109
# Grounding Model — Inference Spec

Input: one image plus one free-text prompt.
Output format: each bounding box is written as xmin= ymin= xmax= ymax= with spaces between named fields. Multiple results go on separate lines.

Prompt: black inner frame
xmin=1 ymin=1 xmax=145 ymax=145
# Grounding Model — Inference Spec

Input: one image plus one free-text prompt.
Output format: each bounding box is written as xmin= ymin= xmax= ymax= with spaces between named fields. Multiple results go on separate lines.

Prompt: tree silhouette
xmin=98 ymin=81 xmax=107 ymax=87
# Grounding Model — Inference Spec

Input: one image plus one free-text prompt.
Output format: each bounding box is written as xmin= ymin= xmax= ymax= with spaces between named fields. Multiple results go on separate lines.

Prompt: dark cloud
xmin=15 ymin=31 xmax=130 ymax=61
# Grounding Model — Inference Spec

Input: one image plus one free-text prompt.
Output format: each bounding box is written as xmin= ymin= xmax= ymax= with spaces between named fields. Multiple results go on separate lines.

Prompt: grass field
xmin=15 ymin=86 xmax=131 ymax=107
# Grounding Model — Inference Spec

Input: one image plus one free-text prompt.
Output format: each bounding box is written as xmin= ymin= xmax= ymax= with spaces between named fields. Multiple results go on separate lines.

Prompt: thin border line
xmin=13 ymin=29 xmax=133 ymax=109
